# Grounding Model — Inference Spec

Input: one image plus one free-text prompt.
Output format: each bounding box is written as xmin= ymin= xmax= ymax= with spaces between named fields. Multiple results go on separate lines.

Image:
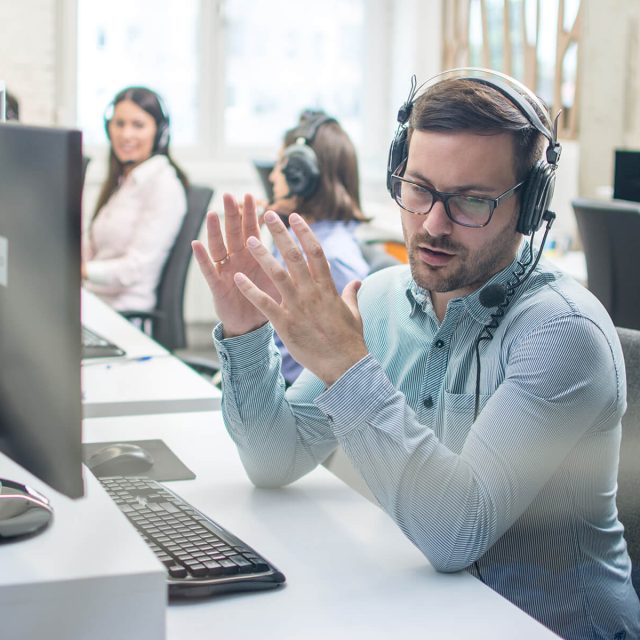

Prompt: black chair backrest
xmin=572 ymin=198 xmax=640 ymax=330
xmin=154 ymin=184 xmax=213 ymax=351
xmin=616 ymin=327 xmax=640 ymax=595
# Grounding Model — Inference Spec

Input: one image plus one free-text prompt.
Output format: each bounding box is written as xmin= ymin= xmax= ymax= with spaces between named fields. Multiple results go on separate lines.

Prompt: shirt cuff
xmin=213 ymin=321 xmax=274 ymax=374
xmin=315 ymin=354 xmax=399 ymax=437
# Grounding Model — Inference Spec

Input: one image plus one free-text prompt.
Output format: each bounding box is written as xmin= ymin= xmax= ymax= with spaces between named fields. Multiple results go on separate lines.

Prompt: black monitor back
xmin=0 ymin=123 xmax=84 ymax=498
xmin=613 ymin=150 xmax=640 ymax=203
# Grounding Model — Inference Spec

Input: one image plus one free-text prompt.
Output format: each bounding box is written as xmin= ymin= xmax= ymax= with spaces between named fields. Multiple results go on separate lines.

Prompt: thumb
xmin=341 ymin=280 xmax=362 ymax=321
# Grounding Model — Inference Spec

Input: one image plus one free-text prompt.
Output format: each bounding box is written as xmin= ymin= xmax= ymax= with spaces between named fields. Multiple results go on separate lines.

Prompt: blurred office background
xmin=1 ymin=0 xmax=639 ymax=344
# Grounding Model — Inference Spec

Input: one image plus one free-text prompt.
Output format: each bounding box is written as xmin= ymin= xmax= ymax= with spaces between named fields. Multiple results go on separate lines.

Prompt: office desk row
xmin=1 ymin=290 xmax=558 ymax=639
xmin=81 ymin=289 xmax=222 ymax=417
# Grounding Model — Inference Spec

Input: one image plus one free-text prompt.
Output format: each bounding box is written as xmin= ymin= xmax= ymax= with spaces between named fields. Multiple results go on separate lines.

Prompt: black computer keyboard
xmin=99 ymin=476 xmax=286 ymax=598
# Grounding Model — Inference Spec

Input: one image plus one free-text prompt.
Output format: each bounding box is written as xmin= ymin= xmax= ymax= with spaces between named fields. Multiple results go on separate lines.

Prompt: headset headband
xmin=294 ymin=113 xmax=337 ymax=147
xmin=397 ymin=67 xmax=561 ymax=166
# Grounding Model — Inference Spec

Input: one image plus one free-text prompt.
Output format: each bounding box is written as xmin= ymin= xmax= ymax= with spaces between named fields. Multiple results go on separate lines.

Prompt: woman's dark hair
xmin=94 ymin=86 xmax=188 ymax=217
xmin=408 ymin=78 xmax=547 ymax=185
xmin=283 ymin=114 xmax=365 ymax=222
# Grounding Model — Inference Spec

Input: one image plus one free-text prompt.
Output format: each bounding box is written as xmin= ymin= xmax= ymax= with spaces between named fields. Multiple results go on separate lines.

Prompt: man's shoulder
xmin=359 ymin=264 xmax=412 ymax=299
xmin=505 ymin=267 xmax=621 ymax=354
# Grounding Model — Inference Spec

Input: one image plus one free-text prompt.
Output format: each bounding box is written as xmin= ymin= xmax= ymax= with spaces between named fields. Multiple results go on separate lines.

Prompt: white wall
xmin=0 ymin=0 xmax=58 ymax=125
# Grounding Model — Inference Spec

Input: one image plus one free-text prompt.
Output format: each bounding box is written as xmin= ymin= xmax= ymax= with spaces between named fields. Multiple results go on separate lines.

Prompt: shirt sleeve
xmin=214 ymin=322 xmax=339 ymax=487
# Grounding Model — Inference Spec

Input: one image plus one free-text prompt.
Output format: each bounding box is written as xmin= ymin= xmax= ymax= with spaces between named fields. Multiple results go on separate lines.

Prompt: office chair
xmin=121 ymin=183 xmax=214 ymax=351
xmin=616 ymin=327 xmax=640 ymax=595
xmin=572 ymin=198 xmax=640 ymax=330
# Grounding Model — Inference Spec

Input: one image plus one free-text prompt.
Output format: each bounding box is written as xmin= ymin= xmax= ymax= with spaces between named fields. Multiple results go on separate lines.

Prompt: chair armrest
xmin=119 ymin=310 xmax=163 ymax=322
xmin=180 ymin=355 xmax=222 ymax=389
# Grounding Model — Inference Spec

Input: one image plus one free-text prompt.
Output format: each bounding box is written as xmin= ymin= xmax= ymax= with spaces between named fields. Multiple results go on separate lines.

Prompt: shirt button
xmin=423 ymin=396 xmax=433 ymax=409
xmin=434 ymin=340 xmax=444 ymax=348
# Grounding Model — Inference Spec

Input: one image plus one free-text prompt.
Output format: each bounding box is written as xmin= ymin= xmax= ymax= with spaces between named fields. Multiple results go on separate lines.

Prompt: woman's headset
xmin=386 ymin=68 xmax=562 ymax=236
xmin=282 ymin=111 xmax=337 ymax=199
xmin=103 ymin=87 xmax=171 ymax=154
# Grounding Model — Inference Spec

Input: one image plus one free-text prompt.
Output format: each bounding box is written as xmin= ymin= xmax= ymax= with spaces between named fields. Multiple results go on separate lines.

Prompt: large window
xmin=223 ymin=0 xmax=365 ymax=148
xmin=76 ymin=0 xmax=370 ymax=156
xmin=77 ymin=0 xmax=200 ymax=146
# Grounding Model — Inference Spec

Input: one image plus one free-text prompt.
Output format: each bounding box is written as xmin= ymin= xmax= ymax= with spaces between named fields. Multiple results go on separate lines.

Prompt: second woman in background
xmin=268 ymin=110 xmax=369 ymax=385
xmin=82 ymin=86 xmax=188 ymax=312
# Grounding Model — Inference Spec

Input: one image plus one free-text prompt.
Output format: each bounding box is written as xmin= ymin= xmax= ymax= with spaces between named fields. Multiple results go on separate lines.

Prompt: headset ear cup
xmin=387 ymin=127 xmax=408 ymax=194
xmin=155 ymin=122 xmax=170 ymax=153
xmin=517 ymin=160 xmax=555 ymax=234
xmin=282 ymin=144 xmax=320 ymax=199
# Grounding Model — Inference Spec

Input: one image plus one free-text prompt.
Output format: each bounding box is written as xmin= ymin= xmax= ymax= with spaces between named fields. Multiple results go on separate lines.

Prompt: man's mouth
xmin=417 ymin=244 xmax=455 ymax=267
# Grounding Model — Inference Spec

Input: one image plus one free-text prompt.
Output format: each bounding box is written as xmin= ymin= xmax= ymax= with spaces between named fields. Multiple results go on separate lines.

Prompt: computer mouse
xmin=0 ymin=478 xmax=53 ymax=539
xmin=87 ymin=443 xmax=155 ymax=477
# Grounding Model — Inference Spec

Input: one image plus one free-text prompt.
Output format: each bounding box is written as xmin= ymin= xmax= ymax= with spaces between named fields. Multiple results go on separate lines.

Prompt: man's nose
xmin=423 ymin=199 xmax=453 ymax=237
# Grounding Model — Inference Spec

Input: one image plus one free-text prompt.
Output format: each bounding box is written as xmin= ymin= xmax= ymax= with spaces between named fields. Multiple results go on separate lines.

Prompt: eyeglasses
xmin=390 ymin=166 xmax=525 ymax=228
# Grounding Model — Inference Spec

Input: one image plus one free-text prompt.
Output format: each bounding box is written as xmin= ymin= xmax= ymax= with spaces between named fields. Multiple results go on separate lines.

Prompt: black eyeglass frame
xmin=390 ymin=167 xmax=526 ymax=228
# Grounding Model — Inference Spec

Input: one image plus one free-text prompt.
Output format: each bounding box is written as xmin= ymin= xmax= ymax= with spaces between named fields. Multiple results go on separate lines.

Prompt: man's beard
xmin=408 ymin=230 xmax=517 ymax=294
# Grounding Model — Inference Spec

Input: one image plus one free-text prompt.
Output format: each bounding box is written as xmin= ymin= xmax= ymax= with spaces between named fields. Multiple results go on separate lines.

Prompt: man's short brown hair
xmin=408 ymin=78 xmax=548 ymax=184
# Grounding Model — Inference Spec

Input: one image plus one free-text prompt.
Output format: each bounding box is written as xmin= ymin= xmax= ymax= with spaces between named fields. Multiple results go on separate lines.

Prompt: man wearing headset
xmin=193 ymin=70 xmax=640 ymax=639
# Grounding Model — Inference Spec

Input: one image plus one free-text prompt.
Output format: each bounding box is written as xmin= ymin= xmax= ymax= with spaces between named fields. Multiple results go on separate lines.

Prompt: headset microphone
xmin=479 ymin=284 xmax=508 ymax=308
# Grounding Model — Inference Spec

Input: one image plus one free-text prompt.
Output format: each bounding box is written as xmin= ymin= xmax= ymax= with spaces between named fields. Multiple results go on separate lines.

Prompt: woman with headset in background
xmin=267 ymin=110 xmax=370 ymax=385
xmin=82 ymin=86 xmax=189 ymax=312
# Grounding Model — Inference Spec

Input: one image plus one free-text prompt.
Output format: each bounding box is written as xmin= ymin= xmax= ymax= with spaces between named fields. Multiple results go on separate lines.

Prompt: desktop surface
xmin=84 ymin=411 xmax=559 ymax=640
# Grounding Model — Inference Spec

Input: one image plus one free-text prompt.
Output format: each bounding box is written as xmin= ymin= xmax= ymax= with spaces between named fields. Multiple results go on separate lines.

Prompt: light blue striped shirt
xmin=214 ymin=242 xmax=640 ymax=639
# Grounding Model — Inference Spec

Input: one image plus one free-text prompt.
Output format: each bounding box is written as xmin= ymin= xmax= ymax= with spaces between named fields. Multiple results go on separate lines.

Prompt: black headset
xmin=103 ymin=88 xmax=171 ymax=155
xmin=282 ymin=112 xmax=337 ymax=199
xmin=386 ymin=68 xmax=562 ymax=236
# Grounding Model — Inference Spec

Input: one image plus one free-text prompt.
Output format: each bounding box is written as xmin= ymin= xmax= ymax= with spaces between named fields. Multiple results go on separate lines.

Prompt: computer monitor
xmin=0 ymin=123 xmax=85 ymax=499
xmin=613 ymin=149 xmax=640 ymax=203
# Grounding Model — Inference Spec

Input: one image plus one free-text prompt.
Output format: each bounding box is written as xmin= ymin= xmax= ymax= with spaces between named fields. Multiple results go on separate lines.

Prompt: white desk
xmin=81 ymin=289 xmax=221 ymax=417
xmin=84 ymin=411 xmax=559 ymax=639
xmin=82 ymin=288 xmax=168 ymax=360
xmin=82 ymin=355 xmax=221 ymax=417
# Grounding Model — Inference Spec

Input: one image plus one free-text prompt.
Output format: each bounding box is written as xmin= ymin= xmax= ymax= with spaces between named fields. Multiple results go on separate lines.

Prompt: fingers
xmin=222 ymin=194 xmax=246 ymax=255
xmin=287 ymin=213 xmax=335 ymax=287
xmin=204 ymin=211 xmax=229 ymax=264
xmin=192 ymin=239 xmax=219 ymax=290
xmin=245 ymin=235 xmax=298 ymax=299
xmin=233 ymin=271 xmax=283 ymax=321
xmin=261 ymin=211 xmax=315 ymax=286
xmin=241 ymin=194 xmax=262 ymax=241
